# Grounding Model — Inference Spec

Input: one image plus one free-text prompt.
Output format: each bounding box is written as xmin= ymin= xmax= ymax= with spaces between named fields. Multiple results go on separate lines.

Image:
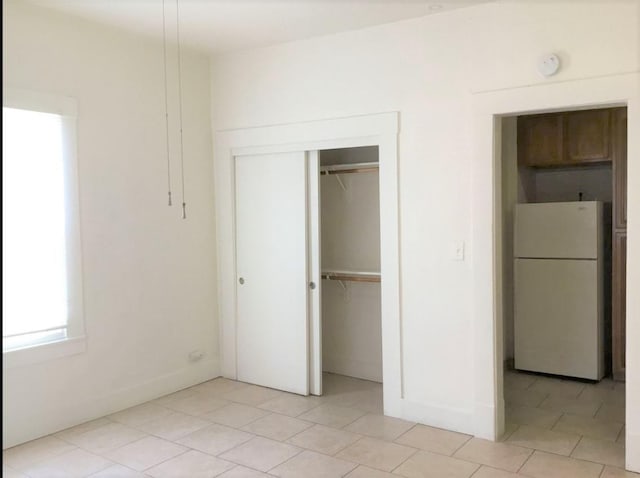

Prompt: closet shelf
xmin=321 ymin=270 xmax=381 ymax=283
xmin=320 ymin=162 xmax=379 ymax=176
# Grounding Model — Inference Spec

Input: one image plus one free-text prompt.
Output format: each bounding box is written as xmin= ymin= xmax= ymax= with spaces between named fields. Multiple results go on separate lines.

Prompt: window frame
xmin=3 ymin=87 xmax=86 ymax=368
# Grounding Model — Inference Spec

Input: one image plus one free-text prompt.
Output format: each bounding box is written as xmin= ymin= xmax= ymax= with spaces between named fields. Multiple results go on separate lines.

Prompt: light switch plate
xmin=452 ymin=241 xmax=465 ymax=261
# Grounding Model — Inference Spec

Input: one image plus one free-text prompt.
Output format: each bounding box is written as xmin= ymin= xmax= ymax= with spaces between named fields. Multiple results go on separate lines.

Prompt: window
xmin=2 ymin=89 xmax=85 ymax=365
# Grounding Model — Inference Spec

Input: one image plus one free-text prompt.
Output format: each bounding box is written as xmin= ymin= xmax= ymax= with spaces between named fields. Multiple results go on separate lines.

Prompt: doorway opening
xmin=498 ymin=107 xmax=627 ymax=462
xmin=316 ymin=146 xmax=383 ymax=408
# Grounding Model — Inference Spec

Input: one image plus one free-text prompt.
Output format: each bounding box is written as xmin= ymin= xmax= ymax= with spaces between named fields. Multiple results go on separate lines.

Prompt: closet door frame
xmin=214 ymin=113 xmax=402 ymax=414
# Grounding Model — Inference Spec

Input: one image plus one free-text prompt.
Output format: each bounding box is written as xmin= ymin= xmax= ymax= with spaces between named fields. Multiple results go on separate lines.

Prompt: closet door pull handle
xmin=309 ymin=281 xmax=316 ymax=290
xmin=238 ymin=277 xmax=245 ymax=285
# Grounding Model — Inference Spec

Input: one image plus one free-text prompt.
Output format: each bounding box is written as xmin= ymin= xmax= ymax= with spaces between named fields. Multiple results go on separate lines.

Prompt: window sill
xmin=3 ymin=336 xmax=86 ymax=369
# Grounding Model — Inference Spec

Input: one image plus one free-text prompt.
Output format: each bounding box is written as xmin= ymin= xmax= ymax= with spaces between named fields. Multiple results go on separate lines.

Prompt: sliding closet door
xmin=235 ymin=152 xmax=309 ymax=395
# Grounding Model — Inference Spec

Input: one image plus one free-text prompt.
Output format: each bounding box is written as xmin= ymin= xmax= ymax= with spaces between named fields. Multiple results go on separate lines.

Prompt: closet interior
xmin=319 ymin=146 xmax=382 ymax=384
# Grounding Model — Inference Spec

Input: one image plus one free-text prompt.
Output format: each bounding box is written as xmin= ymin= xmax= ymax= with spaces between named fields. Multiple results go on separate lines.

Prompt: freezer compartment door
xmin=514 ymin=201 xmax=601 ymax=259
xmin=514 ymin=258 xmax=603 ymax=380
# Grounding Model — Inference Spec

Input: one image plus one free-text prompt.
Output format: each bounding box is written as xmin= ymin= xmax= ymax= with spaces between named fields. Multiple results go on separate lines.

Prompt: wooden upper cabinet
xmin=565 ymin=109 xmax=611 ymax=164
xmin=518 ymin=114 xmax=564 ymax=167
xmin=518 ymin=108 xmax=614 ymax=168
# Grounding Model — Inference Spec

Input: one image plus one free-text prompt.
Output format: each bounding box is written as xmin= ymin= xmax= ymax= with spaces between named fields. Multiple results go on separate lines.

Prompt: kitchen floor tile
xmin=297 ymin=404 xmax=366 ymax=428
xmin=177 ymin=423 xmax=254 ymax=456
xmin=504 ymin=388 xmax=548 ymax=408
xmin=204 ymin=403 xmax=271 ymax=428
xmin=135 ymin=411 xmax=211 ymax=441
xmin=217 ymin=465 xmax=272 ymax=477
xmin=61 ymin=422 xmax=148 ymax=455
xmin=344 ymin=465 xmax=398 ymax=477
xmin=286 ymin=424 xmax=362 ymax=456
xmin=222 ymin=385 xmax=285 ymax=406
xmin=3 ymin=436 xmax=76 ymax=470
xmin=571 ymin=436 xmax=625 ymax=468
xmin=552 ymin=413 xmax=623 ymax=442
xmin=109 ymin=403 xmax=174 ymax=427
xmin=218 ymin=437 xmax=301 ymax=472
xmin=145 ymin=449 xmax=235 ymax=477
xmin=1 ymin=465 xmax=28 ymax=478
xmin=505 ymin=405 xmax=561 ymax=429
xmin=395 ymin=424 xmax=471 ymax=456
xmin=269 ymin=450 xmax=358 ymax=477
xmin=106 ymin=436 xmax=187 ymax=471
xmin=241 ymin=413 xmax=313 ymax=441
xmin=596 ymin=404 xmax=625 ymax=424
xmin=335 ymin=437 xmax=416 ymax=472
xmin=452 ymin=437 xmax=532 ymax=472
xmin=258 ymin=394 xmax=323 ymax=417
xmin=88 ymin=464 xmax=148 ymax=477
xmin=162 ymin=393 xmax=230 ymax=416
xmin=518 ymin=450 xmax=602 ymax=478
xmin=527 ymin=377 xmax=585 ymax=399
xmin=468 ymin=466 xmax=520 ymax=478
xmin=393 ymin=450 xmax=479 ymax=478
xmin=600 ymin=466 xmax=640 ymax=477
xmin=538 ymin=395 xmax=602 ymax=418
xmin=505 ymin=425 xmax=580 ymax=456
xmin=344 ymin=414 xmax=415 ymax=441
xmin=55 ymin=418 xmax=112 ymax=441
xmin=191 ymin=378 xmax=251 ymax=397
xmin=504 ymin=371 xmax=537 ymax=391
xmin=22 ymin=448 xmax=112 ymax=478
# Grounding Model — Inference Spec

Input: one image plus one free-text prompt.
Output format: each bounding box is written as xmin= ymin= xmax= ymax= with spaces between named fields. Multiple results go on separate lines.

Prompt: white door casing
xmin=472 ymin=71 xmax=639 ymax=472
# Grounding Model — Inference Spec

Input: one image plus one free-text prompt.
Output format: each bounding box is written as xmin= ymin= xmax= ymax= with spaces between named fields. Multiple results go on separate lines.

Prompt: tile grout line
xmin=549 ymin=411 xmax=565 ymax=430
xmin=388 ymin=445 xmax=420 ymax=475
xmin=568 ymin=435 xmax=584 ymax=458
xmin=138 ymin=447 xmax=191 ymax=474
xmin=515 ymin=446 xmax=535 ymax=474
xmin=592 ymin=400 xmax=605 ymax=419
xmin=264 ymin=447 xmax=305 ymax=475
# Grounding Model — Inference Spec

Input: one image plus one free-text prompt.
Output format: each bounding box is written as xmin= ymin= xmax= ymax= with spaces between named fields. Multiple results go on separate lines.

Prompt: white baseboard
xmin=384 ymin=397 xmax=476 ymax=437
xmin=3 ymin=358 xmax=220 ymax=449
xmin=628 ymin=431 xmax=640 ymax=473
xmin=323 ymin=356 xmax=382 ymax=383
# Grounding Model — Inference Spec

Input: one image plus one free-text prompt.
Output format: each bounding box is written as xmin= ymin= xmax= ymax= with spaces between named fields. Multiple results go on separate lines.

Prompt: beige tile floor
xmin=3 ymin=371 xmax=638 ymax=477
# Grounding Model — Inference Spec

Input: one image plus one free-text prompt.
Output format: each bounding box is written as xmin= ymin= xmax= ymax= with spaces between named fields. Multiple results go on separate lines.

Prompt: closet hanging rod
xmin=320 ymin=161 xmax=379 ymax=176
xmin=321 ymin=271 xmax=381 ymax=283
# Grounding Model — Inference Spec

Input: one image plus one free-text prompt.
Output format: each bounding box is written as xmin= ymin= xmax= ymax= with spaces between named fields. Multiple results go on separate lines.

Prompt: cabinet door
xmin=235 ymin=152 xmax=310 ymax=395
xmin=565 ymin=109 xmax=611 ymax=164
xmin=612 ymin=231 xmax=626 ymax=381
xmin=518 ymin=114 xmax=564 ymax=167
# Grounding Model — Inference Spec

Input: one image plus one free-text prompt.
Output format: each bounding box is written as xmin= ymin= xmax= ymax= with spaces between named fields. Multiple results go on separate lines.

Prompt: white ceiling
xmin=23 ymin=0 xmax=492 ymax=54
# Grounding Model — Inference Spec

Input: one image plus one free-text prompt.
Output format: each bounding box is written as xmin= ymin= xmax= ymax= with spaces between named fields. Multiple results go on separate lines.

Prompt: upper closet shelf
xmin=320 ymin=162 xmax=379 ymax=175
xmin=321 ymin=270 xmax=381 ymax=283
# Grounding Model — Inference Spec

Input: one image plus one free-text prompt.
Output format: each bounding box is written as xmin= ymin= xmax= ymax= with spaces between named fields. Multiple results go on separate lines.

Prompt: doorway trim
xmin=471 ymin=72 xmax=639 ymax=471
xmin=213 ymin=112 xmax=403 ymax=416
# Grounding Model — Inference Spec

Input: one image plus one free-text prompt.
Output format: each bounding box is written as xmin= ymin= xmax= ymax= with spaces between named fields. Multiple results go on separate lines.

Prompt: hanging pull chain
xmin=162 ymin=0 xmax=172 ymax=206
xmin=176 ymin=0 xmax=187 ymax=219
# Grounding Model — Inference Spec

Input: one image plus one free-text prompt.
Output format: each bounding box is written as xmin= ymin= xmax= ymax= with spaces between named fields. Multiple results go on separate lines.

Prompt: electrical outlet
xmin=188 ymin=350 xmax=204 ymax=362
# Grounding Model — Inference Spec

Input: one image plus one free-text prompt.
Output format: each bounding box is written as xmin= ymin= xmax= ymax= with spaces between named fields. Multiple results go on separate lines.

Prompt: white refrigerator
xmin=514 ymin=201 xmax=604 ymax=381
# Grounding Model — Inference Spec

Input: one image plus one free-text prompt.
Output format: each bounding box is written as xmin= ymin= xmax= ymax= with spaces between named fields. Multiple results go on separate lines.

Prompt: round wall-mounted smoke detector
xmin=538 ymin=53 xmax=561 ymax=77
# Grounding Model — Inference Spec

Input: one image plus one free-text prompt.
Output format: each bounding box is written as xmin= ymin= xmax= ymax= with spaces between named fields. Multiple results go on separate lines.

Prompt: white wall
xmin=2 ymin=1 xmax=218 ymax=448
xmin=320 ymin=148 xmax=382 ymax=382
xmin=210 ymin=0 xmax=640 ymax=470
